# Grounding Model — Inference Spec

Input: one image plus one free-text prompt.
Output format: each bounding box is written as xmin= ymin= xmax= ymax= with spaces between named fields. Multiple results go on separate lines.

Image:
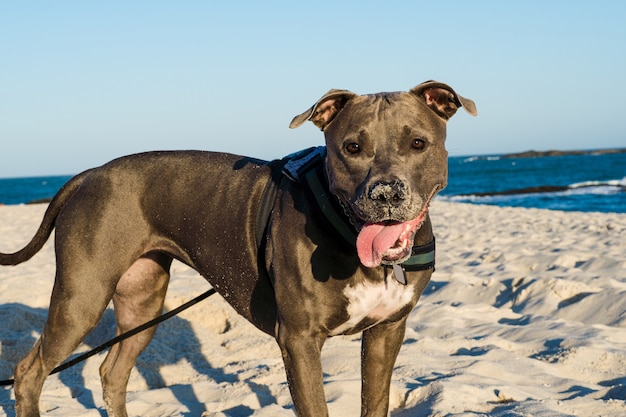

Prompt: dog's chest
xmin=330 ymin=275 xmax=415 ymax=335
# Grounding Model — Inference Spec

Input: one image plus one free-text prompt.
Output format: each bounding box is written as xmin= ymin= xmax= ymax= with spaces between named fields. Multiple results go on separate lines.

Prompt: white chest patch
xmin=330 ymin=274 xmax=415 ymax=336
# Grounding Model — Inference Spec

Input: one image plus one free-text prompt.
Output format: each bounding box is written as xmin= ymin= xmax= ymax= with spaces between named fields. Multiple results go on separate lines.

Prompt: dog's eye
xmin=345 ymin=142 xmax=361 ymax=154
xmin=412 ymin=139 xmax=426 ymax=151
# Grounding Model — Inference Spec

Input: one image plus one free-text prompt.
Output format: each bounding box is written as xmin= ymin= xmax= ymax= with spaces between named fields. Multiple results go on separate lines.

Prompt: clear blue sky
xmin=2 ymin=1 xmax=625 ymax=178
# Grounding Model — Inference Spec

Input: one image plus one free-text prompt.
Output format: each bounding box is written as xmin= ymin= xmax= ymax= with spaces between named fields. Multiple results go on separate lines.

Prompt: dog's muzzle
xmin=355 ymin=184 xmax=442 ymax=268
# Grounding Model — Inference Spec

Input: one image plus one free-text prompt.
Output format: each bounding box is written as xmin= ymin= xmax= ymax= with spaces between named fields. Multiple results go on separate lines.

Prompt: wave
xmin=462 ymin=155 xmax=501 ymax=163
xmin=570 ymin=177 xmax=626 ymax=189
xmin=447 ymin=177 xmax=626 ymax=201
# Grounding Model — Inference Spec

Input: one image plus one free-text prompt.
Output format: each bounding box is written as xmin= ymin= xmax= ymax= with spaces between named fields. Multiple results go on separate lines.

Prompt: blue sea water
xmin=0 ymin=152 xmax=624 ymax=213
xmin=0 ymin=175 xmax=72 ymax=206
xmin=439 ymin=152 xmax=626 ymax=213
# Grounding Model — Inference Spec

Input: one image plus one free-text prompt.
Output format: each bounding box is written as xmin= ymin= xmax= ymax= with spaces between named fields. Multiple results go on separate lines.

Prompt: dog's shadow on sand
xmin=0 ymin=303 xmax=266 ymax=417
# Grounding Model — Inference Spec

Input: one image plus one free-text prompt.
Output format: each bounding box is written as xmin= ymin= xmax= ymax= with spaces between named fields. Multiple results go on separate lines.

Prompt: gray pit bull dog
xmin=1 ymin=80 xmax=476 ymax=417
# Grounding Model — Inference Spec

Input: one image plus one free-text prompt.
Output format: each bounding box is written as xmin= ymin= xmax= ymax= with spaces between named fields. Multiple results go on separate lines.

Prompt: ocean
xmin=0 ymin=151 xmax=624 ymax=213
xmin=0 ymin=175 xmax=72 ymax=206
xmin=440 ymin=151 xmax=626 ymax=213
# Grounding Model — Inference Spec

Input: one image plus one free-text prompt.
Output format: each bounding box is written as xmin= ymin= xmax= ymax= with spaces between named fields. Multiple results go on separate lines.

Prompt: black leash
xmin=0 ymin=287 xmax=216 ymax=387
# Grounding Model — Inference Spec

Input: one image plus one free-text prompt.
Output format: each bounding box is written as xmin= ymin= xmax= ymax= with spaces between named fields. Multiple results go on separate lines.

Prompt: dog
xmin=1 ymin=80 xmax=476 ymax=416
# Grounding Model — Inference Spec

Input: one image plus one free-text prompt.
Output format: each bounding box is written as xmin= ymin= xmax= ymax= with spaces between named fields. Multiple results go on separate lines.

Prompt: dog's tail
xmin=0 ymin=170 xmax=91 ymax=266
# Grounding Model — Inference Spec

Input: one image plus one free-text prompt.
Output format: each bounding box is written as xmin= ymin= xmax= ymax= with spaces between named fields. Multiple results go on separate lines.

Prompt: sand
xmin=1 ymin=201 xmax=625 ymax=416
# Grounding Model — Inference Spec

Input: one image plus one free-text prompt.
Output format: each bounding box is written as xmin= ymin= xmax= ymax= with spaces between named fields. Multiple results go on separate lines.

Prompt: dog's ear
xmin=410 ymin=80 xmax=477 ymax=120
xmin=289 ymin=89 xmax=358 ymax=131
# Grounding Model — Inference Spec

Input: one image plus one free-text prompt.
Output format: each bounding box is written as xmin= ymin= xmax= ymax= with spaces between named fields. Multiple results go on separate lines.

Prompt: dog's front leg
xmin=278 ymin=326 xmax=329 ymax=417
xmin=360 ymin=318 xmax=408 ymax=417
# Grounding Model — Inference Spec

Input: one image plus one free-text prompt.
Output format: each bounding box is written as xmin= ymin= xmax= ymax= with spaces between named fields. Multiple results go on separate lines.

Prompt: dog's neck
xmin=276 ymin=147 xmax=436 ymax=283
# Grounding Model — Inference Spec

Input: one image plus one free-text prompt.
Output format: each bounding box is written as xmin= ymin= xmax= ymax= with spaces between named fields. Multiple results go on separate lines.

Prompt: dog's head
xmin=290 ymin=81 xmax=476 ymax=268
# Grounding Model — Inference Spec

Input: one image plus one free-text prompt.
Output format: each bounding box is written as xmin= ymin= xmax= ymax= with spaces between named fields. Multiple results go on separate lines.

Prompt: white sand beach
xmin=1 ymin=201 xmax=625 ymax=416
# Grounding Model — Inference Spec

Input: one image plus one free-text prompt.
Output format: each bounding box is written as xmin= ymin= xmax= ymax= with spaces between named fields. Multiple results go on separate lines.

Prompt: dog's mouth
xmin=354 ymin=188 xmax=438 ymax=268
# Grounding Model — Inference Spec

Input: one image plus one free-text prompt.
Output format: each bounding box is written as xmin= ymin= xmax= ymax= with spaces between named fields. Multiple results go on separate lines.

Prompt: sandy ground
xmin=1 ymin=201 xmax=625 ymax=416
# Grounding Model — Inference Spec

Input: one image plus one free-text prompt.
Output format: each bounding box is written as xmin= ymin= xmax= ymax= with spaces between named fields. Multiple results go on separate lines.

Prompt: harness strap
xmin=255 ymin=158 xmax=289 ymax=250
xmin=302 ymin=164 xmax=357 ymax=247
xmin=403 ymin=239 xmax=436 ymax=271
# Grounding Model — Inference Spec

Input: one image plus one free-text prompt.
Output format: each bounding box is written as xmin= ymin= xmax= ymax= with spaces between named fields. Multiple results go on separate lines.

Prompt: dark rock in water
xmin=26 ymin=198 xmax=53 ymax=205
xmin=457 ymin=183 xmax=625 ymax=198
xmin=466 ymin=185 xmax=570 ymax=197
xmin=502 ymin=148 xmax=626 ymax=159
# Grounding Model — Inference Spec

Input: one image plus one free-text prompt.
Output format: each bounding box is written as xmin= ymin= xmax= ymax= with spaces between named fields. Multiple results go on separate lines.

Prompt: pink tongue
xmin=356 ymin=221 xmax=408 ymax=268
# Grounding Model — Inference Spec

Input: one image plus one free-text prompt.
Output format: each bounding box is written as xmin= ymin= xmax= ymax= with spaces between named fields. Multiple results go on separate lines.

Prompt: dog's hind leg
xmin=99 ymin=252 xmax=172 ymax=417
xmin=14 ymin=265 xmax=119 ymax=417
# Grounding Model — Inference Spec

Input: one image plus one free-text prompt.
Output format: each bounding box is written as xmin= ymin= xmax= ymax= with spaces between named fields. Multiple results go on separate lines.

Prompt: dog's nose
xmin=368 ymin=181 xmax=407 ymax=206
